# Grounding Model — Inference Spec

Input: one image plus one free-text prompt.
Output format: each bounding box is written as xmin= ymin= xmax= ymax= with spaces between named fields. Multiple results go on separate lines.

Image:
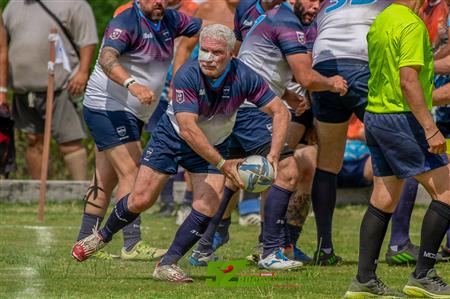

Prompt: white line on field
xmin=12 ymin=227 xmax=53 ymax=298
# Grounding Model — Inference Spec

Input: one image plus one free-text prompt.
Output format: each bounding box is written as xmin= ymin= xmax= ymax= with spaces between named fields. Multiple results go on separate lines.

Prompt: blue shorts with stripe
xmin=83 ymin=106 xmax=143 ymax=151
xmin=141 ymin=113 xmax=229 ymax=175
xmin=364 ymin=112 xmax=448 ymax=178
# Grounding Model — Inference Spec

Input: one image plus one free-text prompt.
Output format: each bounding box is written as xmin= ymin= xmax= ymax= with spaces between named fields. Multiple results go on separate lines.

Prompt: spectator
xmin=3 ymin=0 xmax=98 ymax=180
xmin=0 ymin=8 xmax=15 ymax=179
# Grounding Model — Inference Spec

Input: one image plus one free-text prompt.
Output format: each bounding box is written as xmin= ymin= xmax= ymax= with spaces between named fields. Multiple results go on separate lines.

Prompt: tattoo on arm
xmin=99 ymin=47 xmax=120 ymax=76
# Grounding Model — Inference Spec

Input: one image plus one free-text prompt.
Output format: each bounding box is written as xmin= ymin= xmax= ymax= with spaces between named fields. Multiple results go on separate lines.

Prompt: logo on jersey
xmin=143 ymin=148 xmax=153 ymax=161
xmin=296 ymin=31 xmax=305 ymax=44
xmin=176 ymin=90 xmax=185 ymax=104
xmin=223 ymin=86 xmax=231 ymax=95
xmin=116 ymin=126 xmax=127 ymax=137
xmin=243 ymin=19 xmax=253 ymax=27
xmin=110 ymin=28 xmax=123 ymax=40
xmin=199 ymin=88 xmax=206 ymax=96
xmin=143 ymin=32 xmax=153 ymax=39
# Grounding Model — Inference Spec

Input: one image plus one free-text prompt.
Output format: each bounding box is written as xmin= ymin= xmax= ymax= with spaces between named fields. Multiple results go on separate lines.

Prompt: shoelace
xmin=430 ymin=275 xmax=448 ymax=288
xmin=374 ymin=278 xmax=390 ymax=293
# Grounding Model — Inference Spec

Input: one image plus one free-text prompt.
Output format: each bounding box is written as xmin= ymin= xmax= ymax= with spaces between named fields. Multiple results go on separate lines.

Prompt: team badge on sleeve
xmin=296 ymin=31 xmax=305 ymax=44
xmin=176 ymin=90 xmax=185 ymax=104
xmin=110 ymin=28 xmax=122 ymax=40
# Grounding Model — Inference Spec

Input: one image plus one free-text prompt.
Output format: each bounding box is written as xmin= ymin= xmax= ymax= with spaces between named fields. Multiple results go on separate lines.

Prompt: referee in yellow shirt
xmin=345 ymin=0 xmax=450 ymax=298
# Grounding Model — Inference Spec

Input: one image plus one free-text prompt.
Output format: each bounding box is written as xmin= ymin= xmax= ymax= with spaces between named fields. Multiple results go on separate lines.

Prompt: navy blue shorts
xmin=141 ymin=114 xmax=229 ymax=175
xmin=291 ymin=108 xmax=313 ymax=129
xmin=338 ymin=156 xmax=372 ymax=188
xmin=229 ymin=107 xmax=273 ymax=152
xmin=364 ymin=112 xmax=448 ymax=178
xmin=312 ymin=59 xmax=369 ymax=123
xmin=83 ymin=106 xmax=143 ymax=151
xmin=144 ymin=99 xmax=168 ymax=133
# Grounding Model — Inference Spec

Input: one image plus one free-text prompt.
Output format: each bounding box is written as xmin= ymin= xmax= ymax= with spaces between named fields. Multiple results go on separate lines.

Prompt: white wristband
xmin=216 ymin=158 xmax=226 ymax=170
xmin=0 ymin=87 xmax=7 ymax=93
xmin=123 ymin=78 xmax=136 ymax=89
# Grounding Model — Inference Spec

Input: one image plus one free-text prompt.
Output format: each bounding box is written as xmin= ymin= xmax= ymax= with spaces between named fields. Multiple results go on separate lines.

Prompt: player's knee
xmin=128 ymin=190 xmax=152 ymax=212
xmin=26 ymin=134 xmax=43 ymax=148
xmin=277 ymin=158 xmax=300 ymax=190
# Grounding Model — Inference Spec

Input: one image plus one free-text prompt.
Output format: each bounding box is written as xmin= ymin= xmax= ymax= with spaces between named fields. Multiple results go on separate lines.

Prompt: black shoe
xmin=386 ymin=241 xmax=419 ymax=266
xmin=158 ymin=203 xmax=175 ymax=217
xmin=313 ymin=249 xmax=342 ymax=266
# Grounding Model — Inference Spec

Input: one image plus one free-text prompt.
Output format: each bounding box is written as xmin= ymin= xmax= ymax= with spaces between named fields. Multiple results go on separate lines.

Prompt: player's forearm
xmin=297 ymin=70 xmax=334 ymax=92
xmin=269 ymin=107 xmax=290 ymax=158
xmin=99 ymin=46 xmax=132 ymax=87
xmin=435 ymin=45 xmax=450 ymax=60
xmin=433 ymin=83 xmax=450 ymax=106
xmin=78 ymin=44 xmax=96 ymax=74
xmin=261 ymin=98 xmax=290 ymax=157
xmin=179 ymin=124 xmax=224 ymax=166
xmin=401 ymin=72 xmax=438 ymax=135
xmin=434 ymin=56 xmax=450 ymax=75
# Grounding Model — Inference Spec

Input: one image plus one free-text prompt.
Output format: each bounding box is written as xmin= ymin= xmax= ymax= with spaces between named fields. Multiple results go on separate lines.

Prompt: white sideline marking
xmin=12 ymin=226 xmax=53 ymax=298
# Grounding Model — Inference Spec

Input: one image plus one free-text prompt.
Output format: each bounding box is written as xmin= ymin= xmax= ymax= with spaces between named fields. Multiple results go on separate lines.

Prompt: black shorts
xmin=228 ymin=141 xmax=293 ymax=160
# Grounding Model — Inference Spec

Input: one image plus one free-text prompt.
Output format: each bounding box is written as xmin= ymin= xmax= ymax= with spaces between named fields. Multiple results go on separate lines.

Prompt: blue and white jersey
xmin=238 ymin=3 xmax=317 ymax=97
xmin=234 ymin=0 xmax=265 ymax=42
xmin=312 ymin=0 xmax=391 ymax=65
xmin=168 ymin=58 xmax=276 ymax=145
xmin=84 ymin=2 xmax=202 ymax=122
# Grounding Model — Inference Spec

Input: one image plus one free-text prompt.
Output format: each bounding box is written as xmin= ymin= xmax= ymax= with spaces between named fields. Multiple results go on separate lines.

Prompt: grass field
xmin=0 ymin=202 xmax=449 ymax=299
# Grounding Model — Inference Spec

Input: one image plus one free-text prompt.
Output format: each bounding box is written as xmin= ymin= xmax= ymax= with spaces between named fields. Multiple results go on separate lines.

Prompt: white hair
xmin=199 ymin=24 xmax=236 ymax=51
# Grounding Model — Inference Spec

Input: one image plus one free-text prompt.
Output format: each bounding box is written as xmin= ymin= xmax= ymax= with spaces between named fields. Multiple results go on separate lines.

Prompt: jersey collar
xmin=135 ymin=1 xmax=162 ymax=31
xmin=206 ymin=62 xmax=232 ymax=90
xmin=255 ymin=0 xmax=265 ymax=14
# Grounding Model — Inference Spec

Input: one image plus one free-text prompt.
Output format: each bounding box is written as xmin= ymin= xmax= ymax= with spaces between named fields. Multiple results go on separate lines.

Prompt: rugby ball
xmin=238 ymin=155 xmax=274 ymax=193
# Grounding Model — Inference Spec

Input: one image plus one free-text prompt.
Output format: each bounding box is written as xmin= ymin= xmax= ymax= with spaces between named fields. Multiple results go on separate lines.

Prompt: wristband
xmin=426 ymin=129 xmax=440 ymax=141
xmin=0 ymin=87 xmax=7 ymax=93
xmin=216 ymin=158 xmax=226 ymax=170
xmin=123 ymin=78 xmax=136 ymax=89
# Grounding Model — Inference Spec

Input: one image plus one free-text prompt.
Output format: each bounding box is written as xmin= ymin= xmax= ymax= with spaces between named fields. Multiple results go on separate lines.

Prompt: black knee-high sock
xmin=99 ymin=194 xmax=140 ymax=242
xmin=196 ymin=187 xmax=236 ymax=253
xmin=311 ymin=169 xmax=337 ymax=251
xmin=160 ymin=209 xmax=211 ymax=266
xmin=414 ymin=200 xmax=450 ymax=278
xmin=357 ymin=204 xmax=392 ymax=283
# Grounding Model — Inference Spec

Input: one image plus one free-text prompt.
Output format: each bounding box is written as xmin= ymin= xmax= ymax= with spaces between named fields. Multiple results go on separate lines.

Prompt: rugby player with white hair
xmin=71 ymin=24 xmax=292 ymax=282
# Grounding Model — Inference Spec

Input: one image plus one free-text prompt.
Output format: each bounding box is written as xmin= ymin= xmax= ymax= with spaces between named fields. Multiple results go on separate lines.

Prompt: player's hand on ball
xmin=426 ymin=129 xmax=446 ymax=154
xmin=266 ymin=153 xmax=279 ymax=180
xmin=221 ymin=159 xmax=244 ymax=189
xmin=329 ymin=75 xmax=348 ymax=96
xmin=128 ymin=83 xmax=155 ymax=105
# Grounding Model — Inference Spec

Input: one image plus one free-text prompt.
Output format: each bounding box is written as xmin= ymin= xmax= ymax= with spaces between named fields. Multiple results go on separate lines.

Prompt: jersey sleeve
xmin=172 ymin=67 xmax=200 ymax=114
xmin=243 ymin=66 xmax=277 ymax=107
xmin=398 ymin=22 xmax=428 ymax=68
xmin=273 ymin=20 xmax=313 ymax=56
xmin=174 ymin=10 xmax=202 ymax=38
xmin=102 ymin=16 xmax=134 ymax=54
